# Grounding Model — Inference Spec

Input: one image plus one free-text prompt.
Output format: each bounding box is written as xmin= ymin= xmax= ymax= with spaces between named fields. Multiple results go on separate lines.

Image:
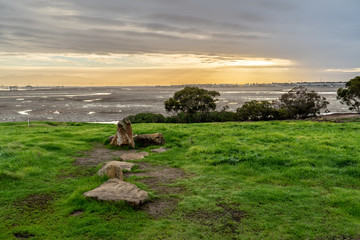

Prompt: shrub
xmin=127 ymin=113 xmax=166 ymax=123
xmin=279 ymin=87 xmax=329 ymax=119
xmin=236 ymin=100 xmax=278 ymax=121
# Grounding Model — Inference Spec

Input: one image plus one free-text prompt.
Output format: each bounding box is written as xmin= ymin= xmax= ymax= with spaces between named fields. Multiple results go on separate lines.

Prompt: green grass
xmin=0 ymin=120 xmax=360 ymax=239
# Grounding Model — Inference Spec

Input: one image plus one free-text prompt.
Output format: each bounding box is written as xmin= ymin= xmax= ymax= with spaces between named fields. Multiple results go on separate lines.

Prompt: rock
xmin=83 ymin=178 xmax=148 ymax=206
xmin=134 ymin=133 xmax=165 ymax=147
xmin=110 ymin=118 xmax=135 ymax=148
xmin=116 ymin=161 xmax=135 ymax=171
xmin=97 ymin=161 xmax=124 ymax=180
xmin=120 ymin=152 xmax=149 ymax=161
xmin=151 ymin=147 xmax=168 ymax=153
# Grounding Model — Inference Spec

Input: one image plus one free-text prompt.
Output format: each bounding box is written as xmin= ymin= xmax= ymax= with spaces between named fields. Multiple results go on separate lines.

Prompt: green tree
xmin=280 ymin=87 xmax=329 ymax=119
xmin=236 ymin=100 xmax=278 ymax=121
xmin=164 ymin=86 xmax=220 ymax=117
xmin=337 ymin=76 xmax=360 ymax=113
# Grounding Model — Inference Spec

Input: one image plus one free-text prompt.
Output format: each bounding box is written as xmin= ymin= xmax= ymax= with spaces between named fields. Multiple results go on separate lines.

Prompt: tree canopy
xmin=279 ymin=87 xmax=329 ymax=119
xmin=164 ymin=86 xmax=220 ymax=115
xmin=236 ymin=100 xmax=278 ymax=121
xmin=337 ymin=76 xmax=360 ymax=113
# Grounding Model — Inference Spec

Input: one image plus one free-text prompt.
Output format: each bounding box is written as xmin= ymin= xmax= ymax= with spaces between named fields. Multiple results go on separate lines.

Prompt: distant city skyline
xmin=1 ymin=0 xmax=359 ymax=86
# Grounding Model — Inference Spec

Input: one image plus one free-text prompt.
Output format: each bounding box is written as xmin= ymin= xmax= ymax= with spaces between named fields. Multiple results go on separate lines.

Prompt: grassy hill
xmin=0 ymin=120 xmax=360 ymax=239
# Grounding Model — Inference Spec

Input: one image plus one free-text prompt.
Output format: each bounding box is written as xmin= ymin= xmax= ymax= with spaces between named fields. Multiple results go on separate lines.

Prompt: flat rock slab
xmin=151 ymin=147 xmax=168 ymax=153
xmin=120 ymin=152 xmax=149 ymax=161
xmin=83 ymin=178 xmax=148 ymax=206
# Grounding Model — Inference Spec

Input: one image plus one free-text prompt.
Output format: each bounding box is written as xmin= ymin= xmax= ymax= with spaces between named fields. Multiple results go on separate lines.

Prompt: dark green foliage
xmin=128 ymin=113 xmax=166 ymax=123
xmin=337 ymin=76 xmax=360 ymax=112
xmin=128 ymin=111 xmax=237 ymax=124
xmin=236 ymin=100 xmax=279 ymax=121
xmin=279 ymin=87 xmax=329 ymax=119
xmin=164 ymin=86 xmax=220 ymax=115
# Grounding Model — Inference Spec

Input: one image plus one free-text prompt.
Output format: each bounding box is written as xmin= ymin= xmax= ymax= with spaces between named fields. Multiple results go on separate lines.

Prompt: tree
xmin=337 ymin=76 xmax=360 ymax=113
xmin=279 ymin=87 xmax=329 ymax=119
xmin=164 ymin=86 xmax=220 ymax=116
xmin=236 ymin=100 xmax=278 ymax=121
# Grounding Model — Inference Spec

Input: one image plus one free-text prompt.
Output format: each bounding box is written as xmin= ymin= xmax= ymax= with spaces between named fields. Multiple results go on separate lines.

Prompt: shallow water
xmin=0 ymin=86 xmax=351 ymax=122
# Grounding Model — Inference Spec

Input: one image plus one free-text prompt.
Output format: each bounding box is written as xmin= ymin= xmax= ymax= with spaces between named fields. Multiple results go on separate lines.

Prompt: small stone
xmin=97 ymin=161 xmax=124 ymax=180
xmin=151 ymin=147 xmax=168 ymax=153
xmin=120 ymin=152 xmax=149 ymax=161
xmin=83 ymin=178 xmax=148 ymax=206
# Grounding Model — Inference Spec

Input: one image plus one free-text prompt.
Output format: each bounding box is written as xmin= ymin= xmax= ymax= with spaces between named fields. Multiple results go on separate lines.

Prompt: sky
xmin=0 ymin=0 xmax=359 ymax=86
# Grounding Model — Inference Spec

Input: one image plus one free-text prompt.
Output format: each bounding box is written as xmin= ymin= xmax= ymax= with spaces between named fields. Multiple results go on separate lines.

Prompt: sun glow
xmin=0 ymin=52 xmax=297 ymax=86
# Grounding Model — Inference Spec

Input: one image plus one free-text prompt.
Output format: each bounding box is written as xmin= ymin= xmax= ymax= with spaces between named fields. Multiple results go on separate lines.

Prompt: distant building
xmin=9 ymin=86 xmax=18 ymax=91
xmin=26 ymin=85 xmax=33 ymax=90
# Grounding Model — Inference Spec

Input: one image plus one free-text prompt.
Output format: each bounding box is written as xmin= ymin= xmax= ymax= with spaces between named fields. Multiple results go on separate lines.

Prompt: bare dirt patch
xmin=74 ymin=144 xmax=142 ymax=166
xmin=13 ymin=231 xmax=35 ymax=239
xmin=70 ymin=209 xmax=84 ymax=216
xmin=185 ymin=203 xmax=247 ymax=234
xmin=140 ymin=198 xmax=179 ymax=218
xmin=125 ymin=162 xmax=187 ymax=218
xmin=13 ymin=193 xmax=54 ymax=213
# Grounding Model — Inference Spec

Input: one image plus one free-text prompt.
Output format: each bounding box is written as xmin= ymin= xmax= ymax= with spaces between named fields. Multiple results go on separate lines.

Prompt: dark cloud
xmin=0 ymin=0 xmax=359 ymax=70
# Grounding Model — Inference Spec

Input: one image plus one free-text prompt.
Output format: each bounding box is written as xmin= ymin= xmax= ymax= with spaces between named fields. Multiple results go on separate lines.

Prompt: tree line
xmin=128 ymin=76 xmax=360 ymax=123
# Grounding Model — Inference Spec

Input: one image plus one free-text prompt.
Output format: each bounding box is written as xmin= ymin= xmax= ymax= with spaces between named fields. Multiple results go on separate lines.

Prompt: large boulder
xmin=134 ymin=133 xmax=165 ymax=147
xmin=83 ymin=178 xmax=148 ymax=206
xmin=110 ymin=118 xmax=135 ymax=148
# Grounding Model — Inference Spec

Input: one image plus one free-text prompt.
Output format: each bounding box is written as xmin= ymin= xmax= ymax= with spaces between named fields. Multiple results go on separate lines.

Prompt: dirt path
xmin=75 ymin=144 xmax=186 ymax=218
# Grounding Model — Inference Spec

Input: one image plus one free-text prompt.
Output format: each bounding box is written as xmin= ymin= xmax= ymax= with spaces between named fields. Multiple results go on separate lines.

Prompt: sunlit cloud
xmin=324 ymin=68 xmax=360 ymax=73
xmin=0 ymin=52 xmax=294 ymax=69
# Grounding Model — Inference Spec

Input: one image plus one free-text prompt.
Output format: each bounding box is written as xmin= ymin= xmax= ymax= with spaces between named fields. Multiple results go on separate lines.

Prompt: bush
xmin=337 ymin=76 xmax=360 ymax=112
xmin=279 ymin=87 xmax=329 ymax=119
xmin=164 ymin=87 xmax=220 ymax=118
xmin=127 ymin=113 xmax=166 ymax=123
xmin=236 ymin=100 xmax=278 ymax=121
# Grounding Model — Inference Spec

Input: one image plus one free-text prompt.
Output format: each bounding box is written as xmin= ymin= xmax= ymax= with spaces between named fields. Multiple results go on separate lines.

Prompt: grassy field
xmin=0 ymin=120 xmax=360 ymax=239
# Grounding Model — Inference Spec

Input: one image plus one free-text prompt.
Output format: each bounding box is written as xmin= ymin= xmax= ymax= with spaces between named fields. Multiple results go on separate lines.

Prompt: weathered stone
xmin=110 ymin=118 xmax=135 ymax=148
xmin=120 ymin=152 xmax=149 ymax=161
xmin=97 ymin=161 xmax=124 ymax=180
xmin=134 ymin=133 xmax=165 ymax=147
xmin=83 ymin=178 xmax=148 ymax=206
xmin=151 ymin=147 xmax=168 ymax=153
xmin=97 ymin=161 xmax=135 ymax=179
xmin=116 ymin=161 xmax=135 ymax=171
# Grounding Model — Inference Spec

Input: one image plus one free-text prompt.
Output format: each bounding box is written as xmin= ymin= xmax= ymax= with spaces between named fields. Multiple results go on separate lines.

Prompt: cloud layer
xmin=0 ymin=0 xmax=359 ymax=84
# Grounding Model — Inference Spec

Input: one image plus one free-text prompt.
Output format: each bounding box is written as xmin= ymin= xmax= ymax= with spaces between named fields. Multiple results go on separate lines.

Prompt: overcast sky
xmin=0 ymin=0 xmax=359 ymax=85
